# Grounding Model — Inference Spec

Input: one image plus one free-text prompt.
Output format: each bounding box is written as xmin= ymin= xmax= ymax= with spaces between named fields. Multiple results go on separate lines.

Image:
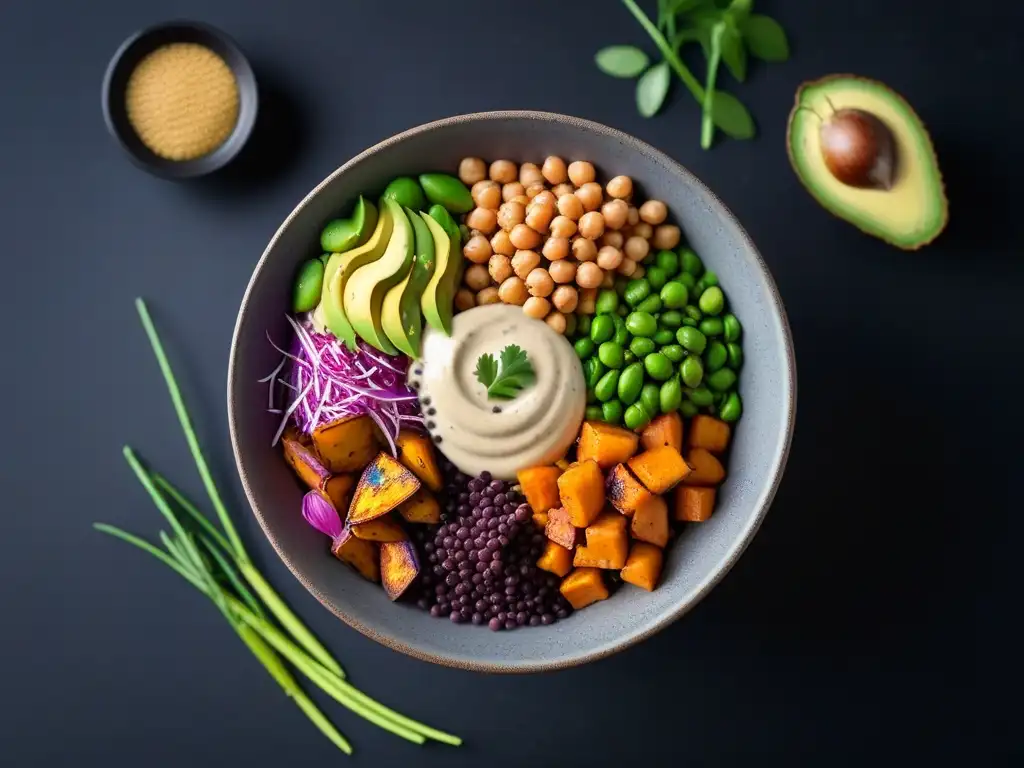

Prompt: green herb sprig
xmin=474 ymin=344 xmax=535 ymax=400
xmin=95 ymin=299 xmax=461 ymax=756
xmin=595 ymin=0 xmax=790 ymax=148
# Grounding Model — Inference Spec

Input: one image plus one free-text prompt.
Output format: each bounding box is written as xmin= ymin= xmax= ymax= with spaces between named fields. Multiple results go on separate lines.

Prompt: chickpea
xmin=525 ymin=182 xmax=546 ymax=200
xmin=543 ymin=236 xmax=570 ymax=261
xmin=526 ymin=198 xmax=555 ymax=233
xmin=523 ymin=296 xmax=551 ymax=320
xmin=557 ymin=193 xmax=584 ymax=221
xmin=463 ymin=234 xmax=493 ymax=264
xmin=477 ymin=286 xmax=501 ymax=305
xmin=464 ymin=263 xmax=492 ymax=290
xmin=606 ymin=175 xmax=633 ymax=200
xmin=578 ymin=211 xmax=606 ymax=240
xmin=471 ymin=180 xmax=501 ymax=210
xmin=497 ymin=201 xmax=526 ymax=231
xmin=549 ymin=215 xmax=577 ymax=239
xmin=639 ymin=199 xmax=668 ymax=225
xmin=577 ymin=287 xmax=599 ymax=314
xmin=532 ymin=189 xmax=556 ymax=208
xmin=502 ymin=182 xmax=525 ymax=202
xmin=572 ymin=236 xmax=598 ymax=262
xmin=567 ymin=160 xmax=596 ymax=187
xmin=632 ymin=222 xmax=654 ymax=240
xmin=511 ymin=249 xmax=540 ymax=279
xmin=519 ymin=162 xmax=544 ymax=187
xmin=459 ymin=157 xmax=487 ymax=185
xmin=509 ymin=223 xmax=542 ymax=250
xmin=627 ymin=205 xmax=640 ymax=226
xmin=548 ymin=259 xmax=577 ymax=284
xmin=551 ymin=182 xmax=575 ymax=199
xmin=542 ymin=156 xmax=568 ymax=185
xmin=575 ymin=261 xmax=605 ymax=290
xmin=624 ymin=235 xmax=650 ymax=262
xmin=491 ymin=229 xmax=515 ymax=257
xmin=617 ymin=258 xmax=637 ymax=277
xmin=601 ymin=199 xmax=629 ymax=230
xmin=596 ymin=245 xmax=624 ymax=271
xmin=632 ymin=265 xmax=646 ymax=280
xmin=510 ymin=195 xmax=530 ymax=205
xmin=525 ymin=267 xmax=555 ymax=297
xmin=575 ymin=182 xmax=603 ymax=212
xmin=601 ymin=231 xmax=624 ymax=249
xmin=551 ymin=285 xmax=579 ymax=313
xmin=466 ymin=207 xmax=498 ymax=235
xmin=488 ymin=253 xmax=513 ymax=284
xmin=544 ymin=311 xmax=567 ymax=335
xmin=455 ymin=288 xmax=476 ymax=311
xmin=489 ymin=160 xmax=517 ymax=184
xmin=652 ymin=224 xmax=682 ymax=250
xmin=601 ymin=271 xmax=616 ymax=289
xmin=498 ymin=276 xmax=529 ymax=305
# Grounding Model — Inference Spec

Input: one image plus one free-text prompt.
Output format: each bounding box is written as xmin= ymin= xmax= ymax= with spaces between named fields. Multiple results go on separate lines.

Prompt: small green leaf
xmin=636 ymin=61 xmax=671 ymax=117
xmin=595 ymin=45 xmax=650 ymax=78
xmin=701 ymin=21 xmax=726 ymax=149
xmin=727 ymin=0 xmax=752 ymax=22
xmin=719 ymin=20 xmax=747 ymax=81
xmin=483 ymin=345 xmax=535 ymax=400
xmin=670 ymin=27 xmax=703 ymax=49
xmin=474 ymin=353 xmax=497 ymax=388
xmin=740 ymin=14 xmax=790 ymax=61
xmin=710 ymin=90 xmax=755 ymax=138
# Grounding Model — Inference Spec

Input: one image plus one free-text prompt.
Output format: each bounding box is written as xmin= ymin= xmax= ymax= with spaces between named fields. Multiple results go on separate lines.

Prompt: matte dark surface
xmin=0 ymin=0 xmax=1020 ymax=764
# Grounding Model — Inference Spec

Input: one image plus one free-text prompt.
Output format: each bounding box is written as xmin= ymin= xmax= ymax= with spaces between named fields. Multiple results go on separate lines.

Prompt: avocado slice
xmin=380 ymin=208 xmax=438 ymax=358
xmin=787 ymin=75 xmax=948 ymax=250
xmin=420 ymin=205 xmax=462 ymax=335
xmin=344 ymin=198 xmax=414 ymax=355
xmin=321 ymin=202 xmax=395 ymax=350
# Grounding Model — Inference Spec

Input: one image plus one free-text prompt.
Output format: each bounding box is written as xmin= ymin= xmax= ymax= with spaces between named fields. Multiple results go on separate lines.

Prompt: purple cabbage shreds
xmin=264 ymin=316 xmax=423 ymax=450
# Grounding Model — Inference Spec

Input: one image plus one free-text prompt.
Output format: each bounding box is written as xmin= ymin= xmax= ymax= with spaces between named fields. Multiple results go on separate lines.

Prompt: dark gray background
xmin=1 ymin=0 xmax=1020 ymax=764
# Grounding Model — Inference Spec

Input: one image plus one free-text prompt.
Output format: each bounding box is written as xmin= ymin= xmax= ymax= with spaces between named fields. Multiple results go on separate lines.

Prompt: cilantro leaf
xmin=474 ymin=353 xmax=497 ymax=388
xmin=475 ymin=344 xmax=535 ymax=400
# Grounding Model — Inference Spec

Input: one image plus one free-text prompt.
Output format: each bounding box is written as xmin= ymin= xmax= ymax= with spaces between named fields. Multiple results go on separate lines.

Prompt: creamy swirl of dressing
xmin=409 ymin=304 xmax=585 ymax=479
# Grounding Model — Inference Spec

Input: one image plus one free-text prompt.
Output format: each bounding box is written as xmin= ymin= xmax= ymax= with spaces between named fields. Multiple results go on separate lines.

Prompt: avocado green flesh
xmin=788 ymin=76 xmax=948 ymax=249
xmin=381 ymin=208 xmax=438 ymax=358
xmin=421 ymin=206 xmax=462 ymax=335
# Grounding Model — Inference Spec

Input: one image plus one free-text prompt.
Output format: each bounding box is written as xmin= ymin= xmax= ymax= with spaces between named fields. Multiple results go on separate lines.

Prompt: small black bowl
xmin=102 ymin=21 xmax=258 ymax=180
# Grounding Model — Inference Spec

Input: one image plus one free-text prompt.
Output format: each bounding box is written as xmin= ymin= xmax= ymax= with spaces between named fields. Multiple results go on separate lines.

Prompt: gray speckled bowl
xmin=228 ymin=111 xmax=796 ymax=673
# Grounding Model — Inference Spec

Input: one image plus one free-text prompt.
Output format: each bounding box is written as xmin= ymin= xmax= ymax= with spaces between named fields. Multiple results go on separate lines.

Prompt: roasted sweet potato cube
xmin=620 ymin=541 xmax=663 ymax=591
xmin=640 ymin=412 xmax=684 ymax=454
xmin=674 ymin=485 xmax=717 ymax=522
xmin=544 ymin=507 xmax=579 ymax=550
xmin=532 ymin=509 xmax=550 ymax=529
xmin=557 ymin=459 xmax=606 ymax=527
xmin=578 ymin=512 xmax=628 ymax=569
xmin=631 ymin=495 xmax=670 ymax=547
xmin=682 ymin=448 xmax=726 ymax=486
xmin=380 ymin=541 xmax=419 ymax=600
xmin=605 ymin=463 xmax=653 ymax=516
xmin=311 ymin=414 xmax=379 ymax=473
xmin=627 ymin=445 xmax=692 ymax=493
xmin=283 ymin=437 xmax=331 ymax=490
xmin=559 ymin=568 xmax=609 ymax=610
xmin=398 ymin=488 xmax=442 ymax=524
xmin=395 ymin=430 xmax=444 ymax=491
xmin=352 ymin=515 xmax=407 ymax=542
xmin=516 ymin=465 xmax=563 ymax=517
xmin=577 ymin=421 xmax=640 ymax=470
xmin=321 ymin=474 xmax=355 ymax=512
xmin=330 ymin=529 xmax=380 ymax=582
xmin=348 ymin=452 xmax=421 ymax=524
xmin=537 ymin=540 xmax=573 ymax=577
xmin=688 ymin=415 xmax=731 ymax=454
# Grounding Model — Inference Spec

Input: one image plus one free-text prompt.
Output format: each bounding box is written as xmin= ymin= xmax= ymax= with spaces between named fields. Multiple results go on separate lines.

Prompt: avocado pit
xmin=820 ymin=108 xmax=896 ymax=191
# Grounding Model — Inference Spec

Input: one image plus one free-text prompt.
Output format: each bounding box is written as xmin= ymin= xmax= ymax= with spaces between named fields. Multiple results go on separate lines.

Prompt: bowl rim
xmin=228 ymin=110 xmax=797 ymax=673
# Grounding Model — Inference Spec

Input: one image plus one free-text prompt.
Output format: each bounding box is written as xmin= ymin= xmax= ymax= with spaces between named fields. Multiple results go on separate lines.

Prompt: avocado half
xmin=787 ymin=75 xmax=948 ymax=250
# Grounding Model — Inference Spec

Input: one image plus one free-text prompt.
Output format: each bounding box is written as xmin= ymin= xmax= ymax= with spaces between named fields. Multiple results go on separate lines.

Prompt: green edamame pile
xmin=575 ymin=246 xmax=743 ymax=431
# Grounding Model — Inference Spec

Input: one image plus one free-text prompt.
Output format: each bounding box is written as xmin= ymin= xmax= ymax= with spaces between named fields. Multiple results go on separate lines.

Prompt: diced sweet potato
xmin=682 ymin=448 xmax=726 ymax=486
xmin=283 ymin=437 xmax=331 ymax=490
xmin=398 ymin=488 xmax=442 ymax=524
xmin=577 ymin=421 xmax=640 ymax=470
xmin=352 ymin=515 xmax=407 ymax=542
xmin=380 ymin=541 xmax=419 ymax=600
xmin=631 ymin=495 xmax=670 ymax=547
xmin=395 ymin=430 xmax=443 ymax=492
xmin=348 ymin=452 xmax=421 ymax=524
xmin=674 ymin=485 xmax=717 ymax=522
xmin=537 ymin=540 xmax=573 ymax=577
xmin=628 ymin=445 xmax=692 ymax=493
xmin=605 ymin=463 xmax=653 ymax=516
xmin=557 ymin=459 xmax=606 ymax=527
xmin=312 ymin=414 xmax=379 ymax=473
xmin=322 ymin=474 xmax=355 ymax=512
xmin=532 ymin=509 xmax=550 ymax=529
xmin=544 ymin=507 xmax=579 ymax=550
xmin=559 ymin=568 xmax=610 ymax=610
xmin=620 ymin=541 xmax=663 ymax=591
xmin=688 ymin=415 xmax=731 ymax=454
xmin=517 ymin=465 xmax=563 ymax=517
xmin=640 ymin=412 xmax=684 ymax=454
xmin=330 ymin=529 xmax=380 ymax=582
xmin=576 ymin=512 xmax=628 ymax=569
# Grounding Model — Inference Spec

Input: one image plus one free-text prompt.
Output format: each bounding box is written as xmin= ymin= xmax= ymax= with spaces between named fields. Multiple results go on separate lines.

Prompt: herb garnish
xmin=475 ymin=344 xmax=535 ymax=400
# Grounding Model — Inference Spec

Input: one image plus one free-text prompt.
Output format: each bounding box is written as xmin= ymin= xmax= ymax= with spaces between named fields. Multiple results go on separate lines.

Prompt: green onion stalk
xmin=94 ymin=298 xmax=461 ymax=755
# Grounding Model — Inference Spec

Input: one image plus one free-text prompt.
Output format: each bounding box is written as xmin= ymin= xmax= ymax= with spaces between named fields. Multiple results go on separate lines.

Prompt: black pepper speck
xmin=427 ymin=408 xmax=436 ymax=416
xmin=492 ymin=406 xmax=502 ymax=413
xmin=426 ymin=421 xmax=436 ymax=430
xmin=433 ymin=435 xmax=442 ymax=444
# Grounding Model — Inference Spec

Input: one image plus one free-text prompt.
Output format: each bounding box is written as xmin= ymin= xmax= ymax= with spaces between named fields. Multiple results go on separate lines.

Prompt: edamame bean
xmin=684 ymin=305 xmax=703 ymax=322
xmin=676 ymin=326 xmax=707 ymax=354
xmin=644 ymin=352 xmax=674 ymax=381
xmin=583 ymin=357 xmax=606 ymax=389
xmin=680 ymin=317 xmax=698 ymax=327
xmin=680 ymin=400 xmax=699 ymax=418
xmin=602 ymin=399 xmax=625 ymax=424
xmin=659 ymin=310 xmax=683 ymax=329
xmin=660 ymin=281 xmax=689 ymax=309
xmin=659 ymin=377 xmax=683 ymax=412
xmin=656 ymin=249 xmax=680 ymax=276
xmin=702 ymin=270 xmax=719 ymax=287
xmin=626 ymin=311 xmax=658 ymax=338
xmin=677 ymin=272 xmax=697 ymax=291
xmin=706 ymin=367 xmax=737 ymax=391
xmin=636 ymin=295 xmax=663 ymax=314
xmin=680 ymin=248 xmax=704 ymax=276
xmin=653 ymin=329 xmax=675 ymax=345
xmin=686 ymin=385 xmax=714 ymax=407
xmin=662 ymin=344 xmax=686 ymax=362
xmin=574 ymin=338 xmax=596 ymax=359
xmin=598 ymin=341 xmax=625 ymax=369
xmin=624 ymin=279 xmax=651 ymax=307
xmin=595 ymin=289 xmax=619 ymax=315
xmin=565 ymin=314 xmax=577 ymax=336
xmin=727 ymin=342 xmax=743 ymax=369
xmin=704 ymin=341 xmax=727 ymax=372
xmin=616 ymin=305 xmax=629 ymax=317
xmin=618 ymin=362 xmax=645 ymax=404
xmin=699 ymin=286 xmax=725 ymax=316
xmin=680 ymin=355 xmax=704 ymax=388
xmin=645 ymin=266 xmax=668 ymax=291
xmin=719 ymin=391 xmax=742 ymax=422
xmin=585 ymin=405 xmax=604 ymax=421
xmin=382 ymin=177 xmax=427 ymax=210
xmin=292 ymin=258 xmax=325 ymax=313
xmin=624 ymin=350 xmax=636 ymax=364
xmin=723 ymin=313 xmax=742 ymax=342
xmin=577 ymin=315 xmax=592 ymax=336
xmin=699 ymin=317 xmax=724 ymax=337
xmin=595 ymin=369 xmax=621 ymax=401
xmin=612 ymin=316 xmax=631 ymax=346
xmin=640 ymin=384 xmax=661 ymax=416
xmin=630 ymin=337 xmax=656 ymax=357
xmin=693 ymin=279 xmax=707 ymax=298
xmin=418 ymin=173 xmax=474 ymax=214
xmin=624 ymin=403 xmax=652 ymax=430
xmin=590 ymin=315 xmax=614 ymax=343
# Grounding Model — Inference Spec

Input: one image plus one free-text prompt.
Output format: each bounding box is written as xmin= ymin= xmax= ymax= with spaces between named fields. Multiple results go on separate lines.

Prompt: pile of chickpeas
xmin=452 ymin=156 xmax=682 ymax=335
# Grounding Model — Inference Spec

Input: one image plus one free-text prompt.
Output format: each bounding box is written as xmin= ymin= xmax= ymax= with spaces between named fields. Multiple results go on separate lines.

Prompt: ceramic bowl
xmin=228 ymin=111 xmax=796 ymax=673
